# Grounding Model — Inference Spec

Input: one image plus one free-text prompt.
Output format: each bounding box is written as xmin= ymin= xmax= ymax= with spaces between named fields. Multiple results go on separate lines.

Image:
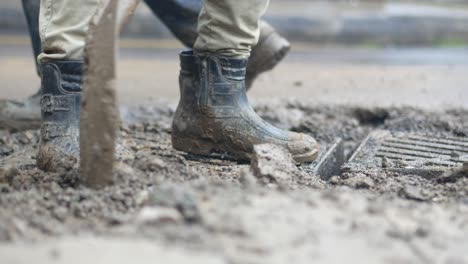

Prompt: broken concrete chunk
xmin=332 ymin=172 xmax=375 ymax=189
xmin=250 ymin=144 xmax=297 ymax=185
xmin=344 ymin=173 xmax=375 ymax=189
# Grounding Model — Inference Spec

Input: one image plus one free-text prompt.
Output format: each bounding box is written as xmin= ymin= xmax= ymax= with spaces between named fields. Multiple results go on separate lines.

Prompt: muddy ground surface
xmin=0 ymin=100 xmax=467 ymax=264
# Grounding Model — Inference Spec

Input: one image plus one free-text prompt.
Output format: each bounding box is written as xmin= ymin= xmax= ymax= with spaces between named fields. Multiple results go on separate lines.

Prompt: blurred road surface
xmin=1 ymin=35 xmax=467 ymax=109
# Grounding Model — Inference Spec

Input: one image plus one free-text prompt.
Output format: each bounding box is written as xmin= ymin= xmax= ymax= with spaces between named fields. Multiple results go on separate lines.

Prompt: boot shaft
xmin=40 ymin=61 xmax=83 ymax=140
xmin=41 ymin=61 xmax=83 ymax=94
xmin=179 ymin=51 xmax=249 ymax=118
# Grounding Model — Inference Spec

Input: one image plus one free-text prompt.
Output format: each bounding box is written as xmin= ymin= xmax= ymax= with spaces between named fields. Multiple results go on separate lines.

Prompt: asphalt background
xmin=1 ymin=0 xmax=468 ymax=109
xmin=1 ymin=35 xmax=468 ymax=109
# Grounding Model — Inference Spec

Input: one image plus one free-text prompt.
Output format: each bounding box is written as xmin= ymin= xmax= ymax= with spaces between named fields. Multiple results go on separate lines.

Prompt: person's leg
xmin=144 ymin=0 xmax=290 ymax=89
xmin=1 ymin=0 xmax=138 ymax=132
xmin=193 ymin=0 xmax=268 ymax=58
xmin=172 ymin=0 xmax=319 ymax=163
xmin=0 ymin=0 xmax=42 ymax=132
xmin=23 ymin=0 xmax=42 ymax=76
xmin=36 ymin=0 xmax=99 ymax=171
xmin=38 ymin=0 xmax=99 ymax=62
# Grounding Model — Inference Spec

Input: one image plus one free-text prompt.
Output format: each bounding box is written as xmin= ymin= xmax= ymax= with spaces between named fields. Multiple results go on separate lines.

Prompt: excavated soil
xmin=0 ymin=99 xmax=467 ymax=263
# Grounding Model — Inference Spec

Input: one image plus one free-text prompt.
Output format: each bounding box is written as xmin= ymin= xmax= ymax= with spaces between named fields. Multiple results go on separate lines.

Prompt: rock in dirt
xmin=340 ymin=173 xmax=375 ymax=189
xmin=398 ymin=185 xmax=431 ymax=201
xmin=0 ymin=166 xmax=19 ymax=184
xmin=147 ymin=185 xmax=200 ymax=223
xmin=250 ymin=144 xmax=299 ymax=186
xmin=148 ymin=157 xmax=166 ymax=170
xmin=135 ymin=206 xmax=182 ymax=225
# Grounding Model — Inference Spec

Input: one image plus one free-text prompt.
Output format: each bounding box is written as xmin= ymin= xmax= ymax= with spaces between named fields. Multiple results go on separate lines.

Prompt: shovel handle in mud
xmin=118 ymin=0 xmax=142 ymax=33
xmin=80 ymin=0 xmax=139 ymax=188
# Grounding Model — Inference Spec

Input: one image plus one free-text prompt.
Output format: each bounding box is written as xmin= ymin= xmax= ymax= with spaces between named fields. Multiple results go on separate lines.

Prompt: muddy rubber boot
xmin=0 ymin=90 xmax=41 ymax=132
xmin=144 ymin=0 xmax=290 ymax=90
xmin=172 ymin=51 xmax=319 ymax=163
xmin=36 ymin=61 xmax=83 ymax=172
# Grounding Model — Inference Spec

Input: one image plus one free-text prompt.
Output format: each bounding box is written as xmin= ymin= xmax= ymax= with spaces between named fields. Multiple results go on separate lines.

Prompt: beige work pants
xmin=38 ymin=0 xmax=269 ymax=62
xmin=38 ymin=0 xmax=100 ymax=62
xmin=194 ymin=0 xmax=270 ymax=58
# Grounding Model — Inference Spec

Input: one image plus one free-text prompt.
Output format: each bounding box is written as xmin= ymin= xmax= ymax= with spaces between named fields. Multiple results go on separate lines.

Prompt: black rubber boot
xmin=0 ymin=0 xmax=43 ymax=132
xmin=246 ymin=21 xmax=290 ymax=89
xmin=172 ymin=51 xmax=319 ymax=163
xmin=37 ymin=61 xmax=83 ymax=171
xmin=144 ymin=0 xmax=290 ymax=90
xmin=22 ymin=0 xmax=42 ymax=76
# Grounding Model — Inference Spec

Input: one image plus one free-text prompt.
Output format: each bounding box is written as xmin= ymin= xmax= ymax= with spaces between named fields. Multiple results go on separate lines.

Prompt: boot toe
xmin=37 ymin=142 xmax=79 ymax=172
xmin=287 ymin=132 xmax=319 ymax=163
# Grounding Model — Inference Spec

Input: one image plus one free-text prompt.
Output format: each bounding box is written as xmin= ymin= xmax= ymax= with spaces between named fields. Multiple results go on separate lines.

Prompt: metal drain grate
xmin=377 ymin=135 xmax=468 ymax=167
xmin=346 ymin=130 xmax=468 ymax=178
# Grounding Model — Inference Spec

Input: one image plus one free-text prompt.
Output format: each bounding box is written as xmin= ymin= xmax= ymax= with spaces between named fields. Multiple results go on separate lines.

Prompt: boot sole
xmin=172 ymin=136 xmax=250 ymax=161
xmin=173 ymin=136 xmax=320 ymax=164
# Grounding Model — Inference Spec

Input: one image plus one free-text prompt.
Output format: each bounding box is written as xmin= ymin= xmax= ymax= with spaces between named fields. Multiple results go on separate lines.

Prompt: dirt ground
xmin=1 ymin=33 xmax=468 ymax=263
xmin=0 ymin=99 xmax=467 ymax=264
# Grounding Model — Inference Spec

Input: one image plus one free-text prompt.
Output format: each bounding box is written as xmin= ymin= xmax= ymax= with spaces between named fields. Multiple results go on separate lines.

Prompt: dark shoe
xmin=0 ymin=89 xmax=41 ymax=132
xmin=144 ymin=0 xmax=290 ymax=90
xmin=37 ymin=61 xmax=83 ymax=171
xmin=144 ymin=0 xmax=200 ymax=48
xmin=22 ymin=0 xmax=42 ymax=76
xmin=246 ymin=22 xmax=291 ymax=89
xmin=172 ymin=51 xmax=319 ymax=163
xmin=0 ymin=0 xmax=43 ymax=132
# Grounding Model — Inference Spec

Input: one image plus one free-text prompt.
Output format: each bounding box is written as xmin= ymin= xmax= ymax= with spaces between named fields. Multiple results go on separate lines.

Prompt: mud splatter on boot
xmin=37 ymin=61 xmax=83 ymax=172
xmin=172 ymin=51 xmax=319 ymax=163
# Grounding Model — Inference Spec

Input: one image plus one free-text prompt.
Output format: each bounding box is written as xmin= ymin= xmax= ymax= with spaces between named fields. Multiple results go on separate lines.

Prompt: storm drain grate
xmin=345 ymin=130 xmax=468 ymax=178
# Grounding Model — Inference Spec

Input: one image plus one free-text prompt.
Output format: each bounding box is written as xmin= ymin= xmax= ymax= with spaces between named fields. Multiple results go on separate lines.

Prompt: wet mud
xmin=0 ymin=99 xmax=467 ymax=263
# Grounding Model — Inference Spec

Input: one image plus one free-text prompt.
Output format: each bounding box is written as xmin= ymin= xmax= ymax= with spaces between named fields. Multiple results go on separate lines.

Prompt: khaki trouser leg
xmin=194 ymin=0 xmax=270 ymax=58
xmin=38 ymin=0 xmax=99 ymax=63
